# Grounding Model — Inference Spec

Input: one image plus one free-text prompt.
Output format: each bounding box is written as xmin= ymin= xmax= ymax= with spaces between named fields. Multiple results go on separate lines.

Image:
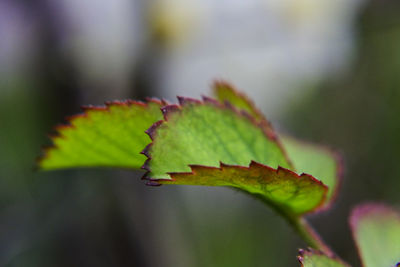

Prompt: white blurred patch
xmin=155 ymin=0 xmax=365 ymax=116
xmin=56 ymin=0 xmax=141 ymax=99
xmin=0 ymin=2 xmax=38 ymax=81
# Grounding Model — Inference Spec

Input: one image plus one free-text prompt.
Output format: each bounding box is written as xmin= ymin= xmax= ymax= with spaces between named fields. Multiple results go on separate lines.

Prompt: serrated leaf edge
xmin=211 ymin=80 xmax=294 ymax=168
xmin=37 ymin=98 xmax=168 ymax=169
xmin=212 ymin=80 xmax=270 ymax=124
xmin=166 ymin=161 xmax=328 ymax=214
xmin=141 ymin=95 xmax=294 ymax=184
xmin=282 ymin=135 xmax=344 ymax=211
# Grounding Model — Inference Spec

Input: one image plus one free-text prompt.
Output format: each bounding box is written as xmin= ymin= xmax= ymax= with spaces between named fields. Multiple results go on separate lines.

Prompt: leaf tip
xmin=160 ymin=104 xmax=180 ymax=120
xmin=349 ymin=203 xmax=400 ymax=230
xmin=211 ymin=79 xmax=238 ymax=92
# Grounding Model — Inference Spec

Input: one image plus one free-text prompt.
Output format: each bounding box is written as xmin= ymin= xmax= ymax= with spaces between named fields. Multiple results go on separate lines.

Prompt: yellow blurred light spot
xmin=149 ymin=0 xmax=202 ymax=47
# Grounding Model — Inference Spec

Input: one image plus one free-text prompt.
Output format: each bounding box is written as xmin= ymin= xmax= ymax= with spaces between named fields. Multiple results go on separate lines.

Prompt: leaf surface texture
xmin=39 ymin=100 xmax=164 ymax=170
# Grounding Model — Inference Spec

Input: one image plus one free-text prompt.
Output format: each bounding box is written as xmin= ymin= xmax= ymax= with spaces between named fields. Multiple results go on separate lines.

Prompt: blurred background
xmin=1 ymin=0 xmax=400 ymax=266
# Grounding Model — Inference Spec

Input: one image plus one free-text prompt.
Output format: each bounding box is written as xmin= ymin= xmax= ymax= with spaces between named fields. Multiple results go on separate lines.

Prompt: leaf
xmin=212 ymin=80 xmax=275 ymax=135
xmin=164 ymin=162 xmax=327 ymax=216
xmin=39 ymin=99 xmax=165 ymax=170
xmin=280 ymin=137 xmax=341 ymax=209
xmin=144 ymin=96 xmax=291 ymax=179
xmin=213 ymin=80 xmax=341 ymax=208
xmin=144 ymin=97 xmax=328 ymax=216
xmin=350 ymin=203 xmax=400 ymax=267
xmin=213 ymin=80 xmax=265 ymax=122
xmin=298 ymin=249 xmax=349 ymax=267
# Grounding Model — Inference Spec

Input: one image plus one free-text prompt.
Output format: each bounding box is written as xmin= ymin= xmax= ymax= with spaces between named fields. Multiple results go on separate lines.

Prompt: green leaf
xmin=213 ymin=80 xmax=341 ymax=208
xmin=298 ymin=249 xmax=349 ymax=267
xmin=144 ymin=97 xmax=291 ymax=179
xmin=350 ymin=204 xmax=400 ymax=267
xmin=39 ymin=100 xmax=164 ymax=170
xmin=280 ymin=137 xmax=341 ymax=209
xmin=213 ymin=80 xmax=265 ymax=122
xmin=163 ymin=162 xmax=327 ymax=216
xmin=212 ymin=80 xmax=276 ymax=136
xmin=144 ymin=97 xmax=328 ymax=216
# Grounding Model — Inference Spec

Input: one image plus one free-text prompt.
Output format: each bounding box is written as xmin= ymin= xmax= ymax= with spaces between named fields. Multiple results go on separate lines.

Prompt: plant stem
xmin=289 ymin=216 xmax=334 ymax=256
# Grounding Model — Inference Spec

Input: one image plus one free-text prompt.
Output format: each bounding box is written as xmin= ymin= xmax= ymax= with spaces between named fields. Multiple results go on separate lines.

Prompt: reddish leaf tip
xmin=349 ymin=203 xmax=400 ymax=230
xmin=212 ymin=79 xmax=238 ymax=91
xmin=140 ymin=143 xmax=152 ymax=156
xmin=297 ymin=248 xmax=315 ymax=263
xmin=141 ymin=158 xmax=151 ymax=172
xmin=160 ymin=104 xmax=180 ymax=120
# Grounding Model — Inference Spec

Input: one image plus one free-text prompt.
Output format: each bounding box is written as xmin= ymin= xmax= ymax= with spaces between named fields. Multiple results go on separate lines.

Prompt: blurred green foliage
xmin=283 ymin=1 xmax=400 ymax=265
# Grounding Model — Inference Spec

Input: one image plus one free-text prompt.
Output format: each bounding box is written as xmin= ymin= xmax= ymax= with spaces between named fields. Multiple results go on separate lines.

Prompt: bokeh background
xmin=1 ymin=0 xmax=400 ymax=266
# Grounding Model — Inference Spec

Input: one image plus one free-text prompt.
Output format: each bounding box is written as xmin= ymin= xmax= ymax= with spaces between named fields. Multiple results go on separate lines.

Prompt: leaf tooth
xmin=141 ymin=170 xmax=150 ymax=179
xmin=105 ymin=100 xmax=137 ymax=107
xmin=201 ymin=95 xmax=220 ymax=105
xmin=249 ymin=160 xmax=273 ymax=170
xmin=36 ymin=144 xmax=60 ymax=170
xmin=218 ymin=161 xmax=249 ymax=171
xmin=37 ymin=113 xmax=88 ymax=168
xmin=276 ymin=165 xmax=288 ymax=173
xmin=239 ymin=109 xmax=256 ymax=121
xmin=140 ymin=143 xmax=152 ymax=157
xmin=145 ymin=120 xmax=164 ymax=140
xmin=297 ymin=248 xmax=318 ymax=263
xmin=222 ymin=99 xmax=236 ymax=110
xmin=218 ymin=161 xmax=231 ymax=168
xmin=191 ymin=164 xmax=220 ymax=173
xmin=104 ymin=100 xmax=126 ymax=107
xmin=177 ymin=96 xmax=202 ymax=106
xmin=160 ymin=105 xmax=181 ymax=122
